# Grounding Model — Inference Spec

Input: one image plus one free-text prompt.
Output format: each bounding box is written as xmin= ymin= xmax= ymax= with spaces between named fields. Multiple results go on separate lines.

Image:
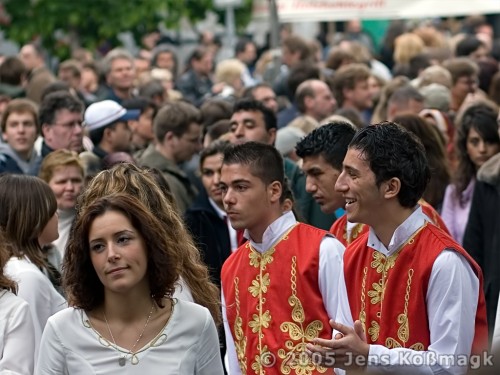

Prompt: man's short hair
xmin=154 ymin=101 xmax=202 ymax=142
xmin=233 ymin=99 xmax=277 ymax=131
xmin=295 ymin=80 xmax=317 ymax=113
xmin=349 ymin=122 xmax=430 ymax=208
xmin=287 ymin=62 xmax=321 ymax=98
xmin=59 ymin=59 xmax=82 ymax=79
xmin=39 ymin=91 xmax=84 ymax=126
xmin=388 ymin=85 xmax=424 ymax=107
xmin=243 ymin=82 xmax=273 ymax=100
xmin=455 ymin=36 xmax=485 ymax=57
xmin=223 ymin=141 xmax=285 ymax=202
xmin=282 ymin=35 xmax=311 ymax=61
xmin=442 ymin=58 xmax=479 ymax=84
xmin=102 ymin=48 xmax=134 ymax=76
xmin=0 ymin=56 xmax=26 ymax=85
xmin=331 ymin=63 xmax=371 ymax=107
xmin=295 ymin=122 xmax=356 ymax=170
xmin=235 ymin=38 xmax=253 ymax=56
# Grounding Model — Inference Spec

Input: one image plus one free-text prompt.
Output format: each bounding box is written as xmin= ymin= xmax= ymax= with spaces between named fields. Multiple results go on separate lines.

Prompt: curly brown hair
xmin=73 ymin=164 xmax=222 ymax=325
xmin=64 ymin=193 xmax=181 ymax=310
xmin=0 ymin=231 xmax=16 ymax=293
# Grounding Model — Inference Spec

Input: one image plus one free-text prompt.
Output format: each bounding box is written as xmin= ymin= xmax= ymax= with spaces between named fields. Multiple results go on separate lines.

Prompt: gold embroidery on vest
xmin=247 ymin=224 xmax=298 ymax=374
xmin=368 ymin=320 xmax=380 ymax=342
xmin=362 ymin=224 xmax=426 ymax=345
xmin=278 ymin=256 xmax=327 ymax=374
xmin=347 ymin=223 xmax=366 ymax=244
xmin=367 ymin=279 xmax=384 ymax=305
xmin=233 ymin=278 xmax=248 ymax=373
xmin=359 ymin=267 xmax=368 ymax=334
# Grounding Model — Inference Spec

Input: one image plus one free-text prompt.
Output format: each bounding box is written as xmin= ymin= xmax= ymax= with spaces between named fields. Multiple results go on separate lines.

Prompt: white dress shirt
xmin=362 ymin=207 xmax=479 ymax=375
xmin=0 ymin=290 xmax=35 ymax=375
xmin=222 ymin=211 xmax=351 ymax=375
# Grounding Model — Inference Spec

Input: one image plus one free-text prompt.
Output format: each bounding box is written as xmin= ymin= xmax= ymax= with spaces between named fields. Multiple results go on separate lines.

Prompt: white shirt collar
xmin=208 ymin=197 xmax=225 ymax=220
xmin=249 ymin=211 xmax=297 ymax=253
xmin=367 ymin=206 xmax=427 ymax=256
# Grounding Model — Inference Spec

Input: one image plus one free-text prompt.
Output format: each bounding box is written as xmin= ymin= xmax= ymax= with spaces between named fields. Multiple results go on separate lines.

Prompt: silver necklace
xmin=104 ymin=302 xmax=155 ymax=366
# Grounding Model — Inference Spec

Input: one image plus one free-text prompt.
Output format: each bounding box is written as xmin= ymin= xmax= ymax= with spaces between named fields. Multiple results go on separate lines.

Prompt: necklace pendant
xmin=118 ymin=356 xmax=126 ymax=366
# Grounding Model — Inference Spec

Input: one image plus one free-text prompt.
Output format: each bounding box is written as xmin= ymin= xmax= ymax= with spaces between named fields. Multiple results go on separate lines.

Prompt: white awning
xmin=252 ymin=0 xmax=500 ymax=22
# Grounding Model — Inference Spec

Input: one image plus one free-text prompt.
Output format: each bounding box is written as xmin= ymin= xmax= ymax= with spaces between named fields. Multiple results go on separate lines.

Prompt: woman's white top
xmin=35 ymin=299 xmax=223 ymax=375
xmin=0 ymin=290 xmax=35 ymax=375
xmin=4 ymin=256 xmax=66 ymax=360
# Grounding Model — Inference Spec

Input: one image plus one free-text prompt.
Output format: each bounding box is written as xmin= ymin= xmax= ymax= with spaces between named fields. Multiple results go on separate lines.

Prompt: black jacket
xmin=463 ymin=153 xmax=500 ymax=339
xmin=184 ymin=191 xmax=231 ymax=288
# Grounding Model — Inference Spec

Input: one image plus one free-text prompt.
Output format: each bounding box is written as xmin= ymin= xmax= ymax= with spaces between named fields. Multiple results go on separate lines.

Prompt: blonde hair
xmin=77 ymin=164 xmax=222 ymax=325
xmin=39 ymin=149 xmax=84 ymax=183
xmin=394 ymin=33 xmax=425 ymax=65
xmin=214 ymin=58 xmax=245 ymax=85
xmin=288 ymin=115 xmax=319 ymax=134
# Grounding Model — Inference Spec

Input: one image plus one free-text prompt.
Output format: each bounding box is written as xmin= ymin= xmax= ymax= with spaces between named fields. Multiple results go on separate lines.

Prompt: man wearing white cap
xmin=83 ymin=100 xmax=139 ymax=163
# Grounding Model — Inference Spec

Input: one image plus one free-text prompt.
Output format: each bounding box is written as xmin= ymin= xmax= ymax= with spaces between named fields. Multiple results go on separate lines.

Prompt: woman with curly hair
xmin=36 ymin=192 xmax=223 ymax=373
xmin=70 ymin=163 xmax=221 ymax=325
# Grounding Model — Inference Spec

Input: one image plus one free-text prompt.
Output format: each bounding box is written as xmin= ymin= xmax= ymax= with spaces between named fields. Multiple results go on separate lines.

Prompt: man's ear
xmin=128 ymin=120 xmax=138 ymax=131
xmin=343 ymin=87 xmax=353 ymax=101
xmin=382 ymin=177 xmax=401 ymax=200
xmin=268 ymin=128 xmax=277 ymax=145
xmin=268 ymin=181 xmax=283 ymax=203
xmin=304 ymin=95 xmax=314 ymax=110
xmin=41 ymin=123 xmax=50 ymax=138
xmin=103 ymin=126 xmax=114 ymax=141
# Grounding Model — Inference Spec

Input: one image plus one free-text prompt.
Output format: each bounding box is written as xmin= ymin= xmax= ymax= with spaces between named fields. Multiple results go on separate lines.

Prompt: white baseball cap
xmin=84 ymin=100 xmax=140 ymax=131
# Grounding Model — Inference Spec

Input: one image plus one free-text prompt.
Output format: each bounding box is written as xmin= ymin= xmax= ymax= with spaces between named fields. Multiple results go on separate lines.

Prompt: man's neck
xmin=132 ymin=134 xmax=149 ymax=150
xmin=370 ymin=205 xmax=415 ymax=248
xmin=247 ymin=211 xmax=283 ymax=244
xmin=154 ymin=142 xmax=176 ymax=163
xmin=111 ymin=87 xmax=132 ymax=100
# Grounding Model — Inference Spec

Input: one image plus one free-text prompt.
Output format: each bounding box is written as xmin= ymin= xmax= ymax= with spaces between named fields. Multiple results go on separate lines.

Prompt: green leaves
xmin=2 ymin=0 xmax=253 ymax=58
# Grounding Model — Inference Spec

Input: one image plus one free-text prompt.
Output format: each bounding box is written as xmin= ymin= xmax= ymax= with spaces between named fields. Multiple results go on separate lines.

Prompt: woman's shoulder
xmin=47 ymin=307 xmax=83 ymax=327
xmin=173 ymin=299 xmax=212 ymax=324
xmin=0 ymin=289 xmax=30 ymax=315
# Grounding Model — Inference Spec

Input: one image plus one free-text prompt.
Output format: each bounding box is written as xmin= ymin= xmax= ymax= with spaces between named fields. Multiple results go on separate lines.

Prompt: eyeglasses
xmin=52 ymin=120 xmax=84 ymax=129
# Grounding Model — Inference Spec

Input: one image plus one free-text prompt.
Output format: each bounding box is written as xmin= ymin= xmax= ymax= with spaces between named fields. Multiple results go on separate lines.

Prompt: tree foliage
xmin=1 ymin=0 xmax=253 ymax=57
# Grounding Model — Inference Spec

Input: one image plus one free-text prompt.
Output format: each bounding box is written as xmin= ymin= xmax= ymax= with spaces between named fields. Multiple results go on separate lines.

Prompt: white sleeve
xmin=195 ymin=309 xmax=225 ymax=375
xmin=34 ymin=318 xmax=66 ymax=375
xmin=366 ymin=250 xmax=479 ymax=375
xmin=493 ymin=290 xmax=500 ymax=352
xmin=319 ymin=236 xmax=354 ymax=331
xmin=15 ymin=269 xmax=66 ymax=359
xmin=221 ymin=289 xmax=242 ymax=375
xmin=0 ymin=300 xmax=35 ymax=375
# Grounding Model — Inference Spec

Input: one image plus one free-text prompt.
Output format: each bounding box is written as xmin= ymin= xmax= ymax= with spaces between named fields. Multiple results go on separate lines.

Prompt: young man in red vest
xmin=295 ymin=121 xmax=449 ymax=247
xmin=306 ymin=122 xmax=488 ymax=374
xmin=220 ymin=142 xmax=351 ymax=374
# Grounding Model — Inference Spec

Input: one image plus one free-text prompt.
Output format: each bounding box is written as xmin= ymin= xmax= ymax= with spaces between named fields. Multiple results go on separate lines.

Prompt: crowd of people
xmin=0 ymin=13 xmax=500 ymax=374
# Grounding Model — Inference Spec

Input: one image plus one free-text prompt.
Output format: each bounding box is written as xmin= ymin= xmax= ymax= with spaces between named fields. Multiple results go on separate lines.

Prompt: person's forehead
xmin=232 ymin=110 xmax=265 ymax=122
xmin=6 ymin=111 xmax=36 ymax=122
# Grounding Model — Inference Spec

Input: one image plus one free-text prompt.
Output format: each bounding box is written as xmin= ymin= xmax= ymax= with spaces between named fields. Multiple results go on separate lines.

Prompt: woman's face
xmin=48 ymin=165 xmax=84 ymax=210
xmin=38 ymin=212 xmax=59 ymax=246
xmin=466 ymin=127 xmax=500 ymax=168
xmin=88 ymin=210 xmax=149 ymax=295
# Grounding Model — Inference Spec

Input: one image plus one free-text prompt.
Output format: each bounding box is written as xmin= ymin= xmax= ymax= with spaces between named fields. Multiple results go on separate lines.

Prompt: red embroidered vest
xmin=330 ymin=200 xmax=450 ymax=247
xmin=221 ymin=223 xmax=334 ymax=375
xmin=344 ymin=223 xmax=488 ymax=353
